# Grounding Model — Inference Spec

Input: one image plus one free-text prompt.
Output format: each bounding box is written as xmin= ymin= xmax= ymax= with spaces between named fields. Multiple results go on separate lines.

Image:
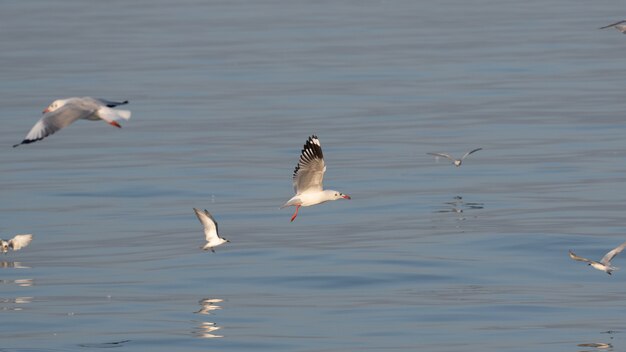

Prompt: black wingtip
xmin=13 ymin=138 xmax=41 ymax=148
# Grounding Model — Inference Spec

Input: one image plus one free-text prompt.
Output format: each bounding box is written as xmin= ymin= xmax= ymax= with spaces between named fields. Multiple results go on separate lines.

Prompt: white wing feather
xmin=427 ymin=152 xmax=456 ymax=162
xmin=293 ymin=136 xmax=326 ymax=194
xmin=601 ymin=241 xmax=626 ymax=265
xmin=9 ymin=234 xmax=33 ymax=251
xmin=193 ymin=208 xmax=219 ymax=242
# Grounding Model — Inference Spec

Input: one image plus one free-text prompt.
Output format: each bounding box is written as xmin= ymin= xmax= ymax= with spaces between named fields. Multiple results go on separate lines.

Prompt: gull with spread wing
xmin=193 ymin=208 xmax=229 ymax=252
xmin=282 ymin=135 xmax=351 ymax=222
xmin=569 ymin=241 xmax=626 ymax=275
xmin=600 ymin=20 xmax=626 ymax=33
xmin=427 ymin=148 xmax=483 ymax=167
xmin=1 ymin=234 xmax=33 ymax=254
xmin=13 ymin=97 xmax=131 ymax=147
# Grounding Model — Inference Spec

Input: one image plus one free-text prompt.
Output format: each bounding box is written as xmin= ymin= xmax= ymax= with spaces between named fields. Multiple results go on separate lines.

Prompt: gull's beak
xmin=342 ymin=195 xmax=351 ymax=200
xmin=42 ymin=108 xmax=50 ymax=114
xmin=108 ymin=121 xmax=122 ymax=128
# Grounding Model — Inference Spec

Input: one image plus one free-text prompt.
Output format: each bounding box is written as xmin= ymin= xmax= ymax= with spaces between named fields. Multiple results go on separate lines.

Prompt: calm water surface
xmin=2 ymin=1 xmax=626 ymax=351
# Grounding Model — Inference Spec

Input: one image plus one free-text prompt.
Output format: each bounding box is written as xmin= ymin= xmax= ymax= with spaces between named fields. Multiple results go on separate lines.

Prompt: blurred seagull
xmin=193 ymin=208 xmax=229 ymax=252
xmin=569 ymin=241 xmax=626 ymax=275
xmin=1 ymin=234 xmax=33 ymax=254
xmin=13 ymin=97 xmax=131 ymax=147
xmin=427 ymin=148 xmax=483 ymax=167
xmin=281 ymin=135 xmax=351 ymax=222
xmin=600 ymin=20 xmax=626 ymax=33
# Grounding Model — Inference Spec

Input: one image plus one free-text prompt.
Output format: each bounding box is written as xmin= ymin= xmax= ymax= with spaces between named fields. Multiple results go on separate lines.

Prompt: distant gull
xmin=1 ymin=234 xmax=33 ymax=254
xmin=569 ymin=241 xmax=626 ymax=275
xmin=193 ymin=208 xmax=229 ymax=252
xmin=427 ymin=148 xmax=483 ymax=167
xmin=281 ymin=135 xmax=351 ymax=222
xmin=600 ymin=20 xmax=626 ymax=33
xmin=13 ymin=97 xmax=131 ymax=147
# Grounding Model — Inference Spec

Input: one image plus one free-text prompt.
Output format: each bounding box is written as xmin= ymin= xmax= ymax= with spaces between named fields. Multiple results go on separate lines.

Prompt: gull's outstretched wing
xmin=193 ymin=208 xmax=219 ymax=242
xmin=14 ymin=103 xmax=91 ymax=147
xmin=601 ymin=241 xmax=626 ymax=265
xmin=569 ymin=250 xmax=592 ymax=263
xmin=427 ymin=152 xmax=456 ymax=162
xmin=9 ymin=234 xmax=33 ymax=251
xmin=292 ymin=135 xmax=326 ymax=194
xmin=461 ymin=148 xmax=483 ymax=160
xmin=600 ymin=20 xmax=626 ymax=29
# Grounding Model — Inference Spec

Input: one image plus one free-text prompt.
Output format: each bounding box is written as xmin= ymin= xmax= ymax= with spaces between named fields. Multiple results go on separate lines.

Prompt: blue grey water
xmin=1 ymin=0 xmax=626 ymax=351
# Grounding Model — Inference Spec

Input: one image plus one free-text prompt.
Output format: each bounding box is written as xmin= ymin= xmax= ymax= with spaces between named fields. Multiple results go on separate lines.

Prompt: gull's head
xmin=453 ymin=160 xmax=462 ymax=167
xmin=332 ymin=192 xmax=351 ymax=200
xmin=43 ymin=99 xmax=68 ymax=114
xmin=1 ymin=240 xmax=8 ymax=253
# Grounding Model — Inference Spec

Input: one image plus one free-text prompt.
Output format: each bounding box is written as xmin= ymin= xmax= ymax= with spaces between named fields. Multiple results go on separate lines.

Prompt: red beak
xmin=108 ymin=121 xmax=122 ymax=128
xmin=342 ymin=195 xmax=351 ymax=200
xmin=42 ymin=108 xmax=50 ymax=114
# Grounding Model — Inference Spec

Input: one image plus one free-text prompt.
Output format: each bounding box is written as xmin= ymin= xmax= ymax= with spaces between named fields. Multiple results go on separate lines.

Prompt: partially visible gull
xmin=427 ymin=148 xmax=483 ymax=167
xmin=600 ymin=20 xmax=626 ymax=33
xmin=1 ymin=234 xmax=33 ymax=254
xmin=569 ymin=241 xmax=626 ymax=275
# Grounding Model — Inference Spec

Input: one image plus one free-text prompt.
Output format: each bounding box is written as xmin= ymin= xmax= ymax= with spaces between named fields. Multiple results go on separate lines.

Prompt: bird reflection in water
xmin=434 ymin=196 xmax=484 ymax=221
xmin=0 ymin=296 xmax=33 ymax=311
xmin=0 ymin=261 xmax=30 ymax=269
xmin=193 ymin=298 xmax=224 ymax=339
xmin=0 ymin=260 xmax=34 ymax=310
xmin=577 ymin=342 xmax=613 ymax=351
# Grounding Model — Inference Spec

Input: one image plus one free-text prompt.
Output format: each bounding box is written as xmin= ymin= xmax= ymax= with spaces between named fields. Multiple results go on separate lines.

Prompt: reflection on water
xmin=0 ymin=296 xmax=33 ymax=311
xmin=193 ymin=322 xmax=223 ymax=339
xmin=0 ymin=261 xmax=30 ymax=269
xmin=434 ymin=196 xmax=484 ymax=221
xmin=195 ymin=298 xmax=223 ymax=315
xmin=578 ymin=342 xmax=613 ymax=351
xmin=78 ymin=340 xmax=132 ymax=349
xmin=0 ymin=278 xmax=33 ymax=287
xmin=193 ymin=298 xmax=224 ymax=339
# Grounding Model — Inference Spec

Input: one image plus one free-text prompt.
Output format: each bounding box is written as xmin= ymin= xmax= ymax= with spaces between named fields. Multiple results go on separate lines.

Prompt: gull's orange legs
xmin=290 ymin=205 xmax=301 ymax=222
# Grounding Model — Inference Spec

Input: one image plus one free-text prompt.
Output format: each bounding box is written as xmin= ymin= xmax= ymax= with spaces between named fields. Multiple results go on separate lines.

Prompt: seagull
xmin=1 ymin=234 xmax=33 ymax=254
xmin=13 ymin=97 xmax=131 ymax=147
xmin=569 ymin=241 xmax=626 ymax=275
xmin=281 ymin=135 xmax=351 ymax=222
xmin=427 ymin=148 xmax=483 ymax=167
xmin=600 ymin=20 xmax=626 ymax=33
xmin=193 ymin=208 xmax=229 ymax=252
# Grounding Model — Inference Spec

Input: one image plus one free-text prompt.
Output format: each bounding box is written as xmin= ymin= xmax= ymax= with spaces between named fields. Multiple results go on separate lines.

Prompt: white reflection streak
xmin=195 ymin=298 xmax=223 ymax=315
xmin=0 ymin=296 xmax=33 ymax=311
xmin=194 ymin=298 xmax=224 ymax=339
xmin=195 ymin=322 xmax=223 ymax=339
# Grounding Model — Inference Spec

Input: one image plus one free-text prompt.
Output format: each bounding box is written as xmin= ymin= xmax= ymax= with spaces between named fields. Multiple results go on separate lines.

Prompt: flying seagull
xmin=13 ymin=97 xmax=131 ymax=147
xmin=427 ymin=148 xmax=483 ymax=167
xmin=281 ymin=135 xmax=351 ymax=222
xmin=569 ymin=241 xmax=626 ymax=275
xmin=1 ymin=234 xmax=33 ymax=254
xmin=193 ymin=208 xmax=229 ymax=252
xmin=600 ymin=20 xmax=626 ymax=33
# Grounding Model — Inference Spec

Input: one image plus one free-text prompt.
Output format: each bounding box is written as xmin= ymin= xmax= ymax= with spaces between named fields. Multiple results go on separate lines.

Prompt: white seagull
xmin=193 ymin=208 xmax=229 ymax=252
xmin=427 ymin=148 xmax=483 ymax=167
xmin=1 ymin=234 xmax=33 ymax=254
xmin=13 ymin=97 xmax=131 ymax=147
xmin=281 ymin=135 xmax=351 ymax=222
xmin=600 ymin=20 xmax=626 ymax=33
xmin=569 ymin=241 xmax=626 ymax=275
